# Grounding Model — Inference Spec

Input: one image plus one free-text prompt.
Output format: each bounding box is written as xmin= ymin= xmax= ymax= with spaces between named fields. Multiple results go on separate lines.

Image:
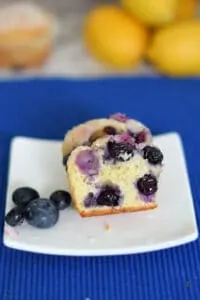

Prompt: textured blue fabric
xmin=0 ymin=78 xmax=199 ymax=300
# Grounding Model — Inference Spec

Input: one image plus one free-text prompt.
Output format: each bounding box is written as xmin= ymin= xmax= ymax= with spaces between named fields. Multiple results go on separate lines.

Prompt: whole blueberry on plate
xmin=50 ymin=190 xmax=71 ymax=210
xmin=24 ymin=198 xmax=59 ymax=229
xmin=5 ymin=207 xmax=24 ymax=227
xmin=12 ymin=187 xmax=40 ymax=208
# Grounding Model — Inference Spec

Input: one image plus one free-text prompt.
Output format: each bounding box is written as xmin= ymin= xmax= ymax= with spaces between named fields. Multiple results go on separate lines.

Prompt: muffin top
xmin=0 ymin=3 xmax=52 ymax=32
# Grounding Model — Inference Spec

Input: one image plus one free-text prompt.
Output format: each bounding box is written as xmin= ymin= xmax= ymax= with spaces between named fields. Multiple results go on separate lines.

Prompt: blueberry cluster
xmin=105 ymin=134 xmax=164 ymax=197
xmin=5 ymin=187 xmax=71 ymax=229
xmin=137 ymin=146 xmax=163 ymax=196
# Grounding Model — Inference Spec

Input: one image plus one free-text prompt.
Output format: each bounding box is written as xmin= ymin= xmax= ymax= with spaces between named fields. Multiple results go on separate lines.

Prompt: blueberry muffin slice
xmin=67 ymin=133 xmax=163 ymax=217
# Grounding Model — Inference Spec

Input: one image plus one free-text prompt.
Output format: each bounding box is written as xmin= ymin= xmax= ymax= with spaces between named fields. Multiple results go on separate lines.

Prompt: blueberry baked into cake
xmin=63 ymin=113 xmax=164 ymax=217
xmin=62 ymin=113 xmax=152 ymax=164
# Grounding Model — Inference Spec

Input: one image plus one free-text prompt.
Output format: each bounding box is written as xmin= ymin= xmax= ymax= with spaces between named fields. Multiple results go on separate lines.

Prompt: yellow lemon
xmin=121 ymin=0 xmax=178 ymax=27
xmin=146 ymin=20 xmax=200 ymax=76
xmin=176 ymin=0 xmax=197 ymax=20
xmin=83 ymin=5 xmax=148 ymax=69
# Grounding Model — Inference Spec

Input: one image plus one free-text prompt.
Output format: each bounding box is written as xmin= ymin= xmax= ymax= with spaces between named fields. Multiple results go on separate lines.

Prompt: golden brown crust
xmin=79 ymin=203 xmax=158 ymax=217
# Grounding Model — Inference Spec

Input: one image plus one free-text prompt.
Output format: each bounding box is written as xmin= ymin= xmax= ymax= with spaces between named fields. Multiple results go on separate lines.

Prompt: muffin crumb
xmin=105 ymin=223 xmax=111 ymax=231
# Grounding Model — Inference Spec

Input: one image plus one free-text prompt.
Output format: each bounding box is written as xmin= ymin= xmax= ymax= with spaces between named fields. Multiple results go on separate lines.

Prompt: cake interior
xmin=67 ymin=134 xmax=163 ymax=215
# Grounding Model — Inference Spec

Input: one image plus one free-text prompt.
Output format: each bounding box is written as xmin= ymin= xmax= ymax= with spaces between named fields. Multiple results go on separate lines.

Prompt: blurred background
xmin=3 ymin=0 xmax=98 ymax=14
xmin=0 ymin=0 xmax=199 ymax=78
xmin=0 ymin=4 xmax=200 ymax=300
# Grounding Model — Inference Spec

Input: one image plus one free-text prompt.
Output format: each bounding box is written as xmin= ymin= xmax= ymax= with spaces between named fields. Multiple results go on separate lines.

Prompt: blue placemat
xmin=0 ymin=78 xmax=200 ymax=300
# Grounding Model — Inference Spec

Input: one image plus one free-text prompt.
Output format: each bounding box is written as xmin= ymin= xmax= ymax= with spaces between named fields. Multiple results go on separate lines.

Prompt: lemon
xmin=121 ymin=0 xmax=178 ymax=27
xmin=146 ymin=20 xmax=200 ymax=76
xmin=83 ymin=5 xmax=148 ymax=69
xmin=176 ymin=0 xmax=197 ymax=20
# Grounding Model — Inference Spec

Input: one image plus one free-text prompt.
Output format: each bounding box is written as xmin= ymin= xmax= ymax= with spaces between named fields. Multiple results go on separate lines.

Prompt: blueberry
xmin=84 ymin=192 xmax=95 ymax=207
xmin=109 ymin=113 xmax=128 ymax=123
xmin=24 ymin=198 xmax=59 ymax=229
xmin=5 ymin=207 xmax=24 ymax=227
xmin=135 ymin=131 xmax=146 ymax=144
xmin=137 ymin=174 xmax=158 ymax=196
xmin=107 ymin=140 xmax=134 ymax=161
xmin=50 ymin=190 xmax=71 ymax=210
xmin=76 ymin=150 xmax=99 ymax=176
xmin=103 ymin=126 xmax=117 ymax=135
xmin=127 ymin=130 xmax=135 ymax=138
xmin=12 ymin=187 xmax=39 ymax=208
xmin=97 ymin=187 xmax=120 ymax=206
xmin=143 ymin=146 xmax=164 ymax=165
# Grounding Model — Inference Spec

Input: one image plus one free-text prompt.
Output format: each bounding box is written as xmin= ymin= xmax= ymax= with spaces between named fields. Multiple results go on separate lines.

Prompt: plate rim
xmin=3 ymin=230 xmax=198 ymax=256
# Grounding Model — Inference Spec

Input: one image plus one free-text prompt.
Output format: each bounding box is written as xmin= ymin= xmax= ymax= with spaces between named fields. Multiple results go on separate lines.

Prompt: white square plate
xmin=3 ymin=132 xmax=198 ymax=256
